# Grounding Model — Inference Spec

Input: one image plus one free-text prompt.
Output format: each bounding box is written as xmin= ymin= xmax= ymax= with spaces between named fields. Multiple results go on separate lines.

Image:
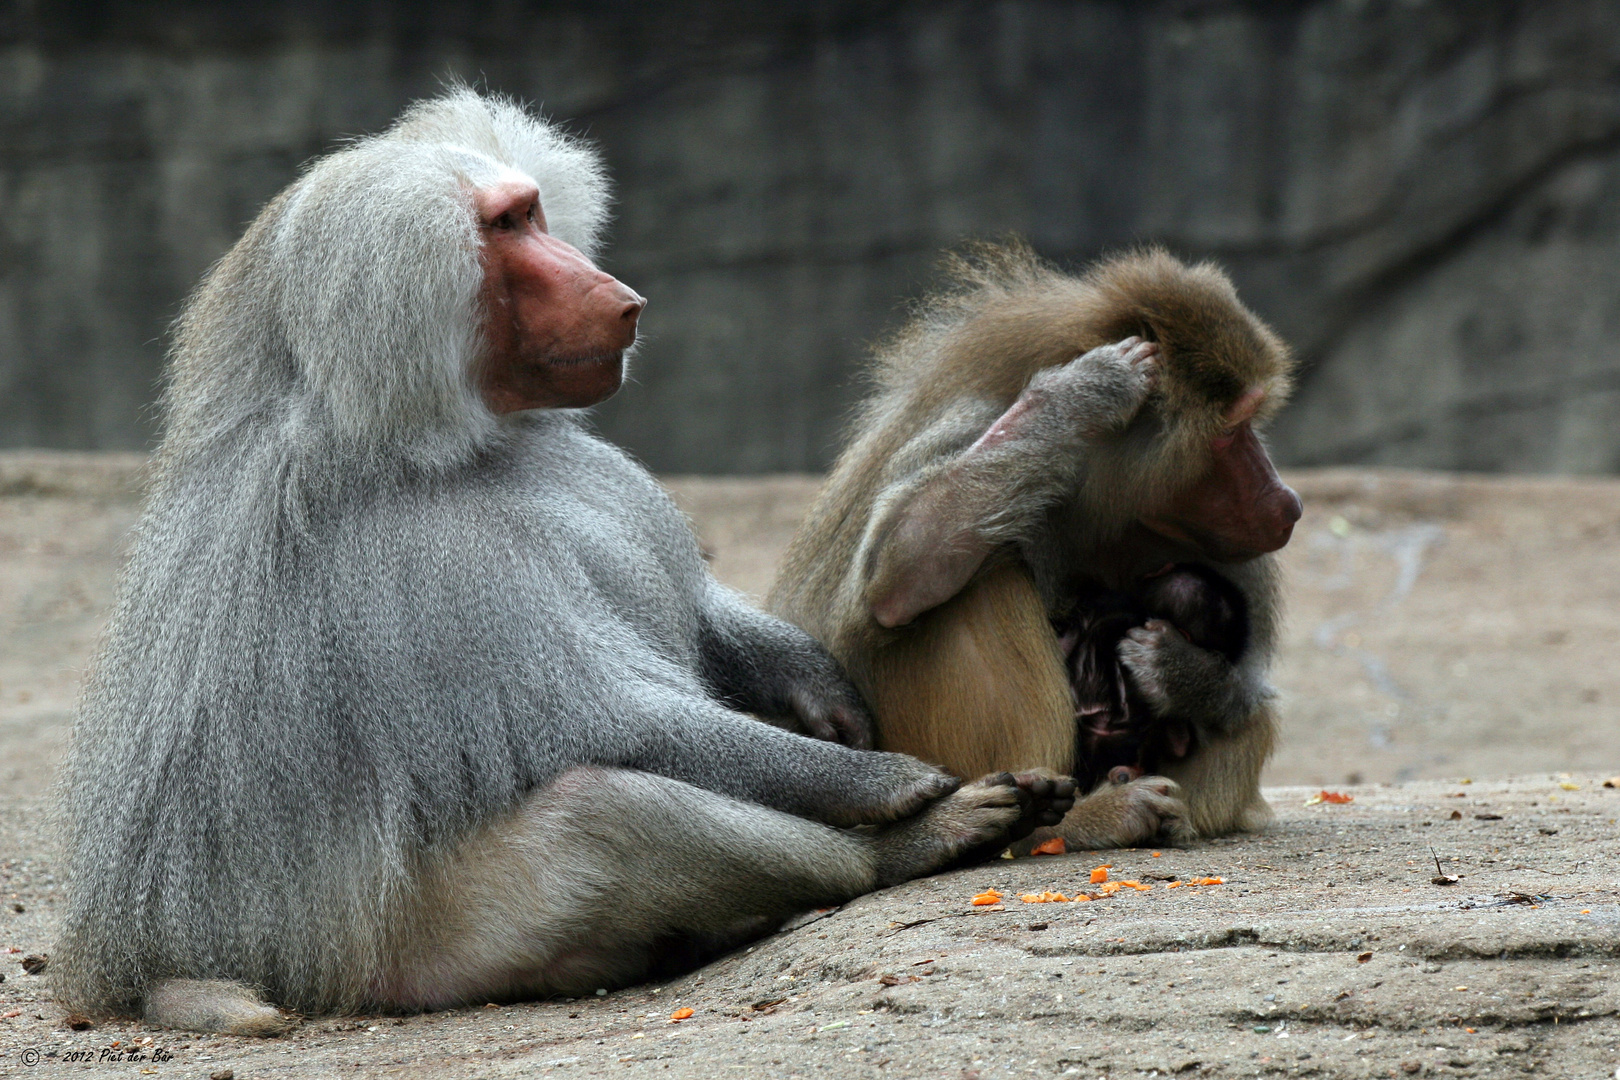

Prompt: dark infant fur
xmin=1054 ymin=563 xmax=1249 ymax=791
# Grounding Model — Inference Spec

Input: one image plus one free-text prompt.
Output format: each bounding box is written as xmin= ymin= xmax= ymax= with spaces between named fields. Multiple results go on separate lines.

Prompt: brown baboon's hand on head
xmin=1017 ymin=336 xmax=1159 ymax=444
xmin=858 ymin=336 xmax=1163 ymax=633
xmin=1118 ymin=618 xmax=1247 ymax=736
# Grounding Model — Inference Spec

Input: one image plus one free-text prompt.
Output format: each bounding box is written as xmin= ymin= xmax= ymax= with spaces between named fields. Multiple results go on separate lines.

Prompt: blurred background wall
xmin=3 ymin=0 xmax=1620 ymax=474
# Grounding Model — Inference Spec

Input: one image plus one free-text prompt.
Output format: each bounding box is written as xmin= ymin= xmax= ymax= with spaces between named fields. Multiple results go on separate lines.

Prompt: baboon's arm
xmin=861 ymin=338 xmax=1158 ymax=628
xmin=592 ymin=684 xmax=953 ymax=828
xmin=694 ymin=580 xmax=875 ymax=748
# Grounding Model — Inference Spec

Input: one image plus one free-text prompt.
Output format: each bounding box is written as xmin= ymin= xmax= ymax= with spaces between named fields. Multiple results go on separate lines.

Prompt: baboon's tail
xmin=143 ymin=979 xmax=293 ymax=1036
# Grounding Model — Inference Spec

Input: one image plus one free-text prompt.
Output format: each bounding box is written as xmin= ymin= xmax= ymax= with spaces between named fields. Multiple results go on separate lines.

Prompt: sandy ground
xmin=1 ymin=452 xmax=1618 ymax=1077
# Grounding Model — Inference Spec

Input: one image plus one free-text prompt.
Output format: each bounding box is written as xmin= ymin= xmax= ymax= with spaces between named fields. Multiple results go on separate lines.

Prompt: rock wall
xmin=3 ymin=0 xmax=1619 ymax=473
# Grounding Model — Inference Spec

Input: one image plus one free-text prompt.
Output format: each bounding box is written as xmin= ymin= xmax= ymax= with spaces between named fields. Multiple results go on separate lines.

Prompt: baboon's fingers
xmin=825 ymin=702 xmax=876 ymax=750
xmin=796 ymin=710 xmax=840 ymax=744
xmin=789 ymin=688 xmax=876 ymax=750
xmin=1122 ymin=337 xmax=1161 ymax=376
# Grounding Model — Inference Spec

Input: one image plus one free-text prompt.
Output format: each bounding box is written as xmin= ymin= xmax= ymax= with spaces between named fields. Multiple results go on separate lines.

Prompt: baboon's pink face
xmin=1140 ymin=388 xmax=1302 ymax=562
xmin=474 ymin=180 xmax=645 ymax=413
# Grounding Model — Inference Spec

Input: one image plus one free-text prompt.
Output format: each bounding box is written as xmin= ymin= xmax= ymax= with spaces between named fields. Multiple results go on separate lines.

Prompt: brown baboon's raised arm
xmin=769 ymin=243 xmax=1299 ymax=848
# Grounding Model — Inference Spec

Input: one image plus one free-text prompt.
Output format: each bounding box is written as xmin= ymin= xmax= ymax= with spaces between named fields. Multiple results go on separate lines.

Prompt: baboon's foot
xmin=1055 ymin=774 xmax=1194 ymax=850
xmin=873 ymin=770 xmax=1076 ymax=886
xmin=144 ymin=979 xmax=294 ymax=1037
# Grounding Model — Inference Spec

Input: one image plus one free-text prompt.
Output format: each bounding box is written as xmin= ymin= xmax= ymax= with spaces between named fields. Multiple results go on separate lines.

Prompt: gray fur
xmin=55 ymin=89 xmax=1049 ymax=1027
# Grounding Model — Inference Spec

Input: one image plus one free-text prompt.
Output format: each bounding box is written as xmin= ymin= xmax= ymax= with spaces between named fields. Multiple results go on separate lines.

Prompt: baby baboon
xmin=53 ymin=91 xmax=1073 ymax=1037
xmin=770 ymin=243 xmax=1299 ymax=848
xmin=1058 ymin=563 xmax=1249 ymax=792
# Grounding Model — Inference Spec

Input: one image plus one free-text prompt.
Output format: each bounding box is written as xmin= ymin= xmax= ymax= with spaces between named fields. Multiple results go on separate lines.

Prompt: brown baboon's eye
xmin=1212 ymin=424 xmax=1240 ymax=450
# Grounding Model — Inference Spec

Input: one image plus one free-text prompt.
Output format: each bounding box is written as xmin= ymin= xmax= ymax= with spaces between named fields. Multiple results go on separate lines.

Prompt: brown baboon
xmin=769 ymin=243 xmax=1299 ymax=848
xmin=54 ymin=91 xmax=1074 ymax=1037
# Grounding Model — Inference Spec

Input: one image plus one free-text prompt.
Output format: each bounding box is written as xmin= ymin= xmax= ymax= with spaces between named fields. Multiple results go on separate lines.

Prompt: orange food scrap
xmin=1151 ymin=851 xmax=1162 ymax=857
xmin=1090 ymin=865 xmax=1111 ymax=884
xmin=1096 ymin=881 xmax=1123 ymax=896
xmin=970 ymin=888 xmax=1004 ymax=906
xmin=1030 ymin=837 xmax=1067 ymax=856
xmin=670 ymin=1008 xmax=694 ymax=1021
xmin=1305 ymin=790 xmax=1354 ymax=806
xmin=1019 ymin=891 xmax=1071 ymax=903
xmin=1118 ymin=880 xmax=1152 ymax=891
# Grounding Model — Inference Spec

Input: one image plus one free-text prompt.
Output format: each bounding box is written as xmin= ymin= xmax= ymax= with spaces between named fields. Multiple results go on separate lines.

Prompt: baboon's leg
xmin=1158 ymin=707 xmax=1277 ymax=836
xmin=866 ymin=561 xmax=1074 ymax=780
xmin=865 ymin=562 xmax=1190 ymax=851
xmin=380 ymin=766 xmax=1057 ymax=1009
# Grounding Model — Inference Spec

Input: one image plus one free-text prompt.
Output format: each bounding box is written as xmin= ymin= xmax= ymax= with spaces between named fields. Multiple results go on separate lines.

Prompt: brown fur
xmin=864 ymin=560 xmax=1074 ymax=780
xmin=770 ymin=242 xmax=1294 ymax=847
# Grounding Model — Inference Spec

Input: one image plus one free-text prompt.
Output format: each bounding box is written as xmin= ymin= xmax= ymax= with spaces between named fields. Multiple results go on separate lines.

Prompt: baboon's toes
xmin=1010 ymin=771 xmax=1077 ymax=828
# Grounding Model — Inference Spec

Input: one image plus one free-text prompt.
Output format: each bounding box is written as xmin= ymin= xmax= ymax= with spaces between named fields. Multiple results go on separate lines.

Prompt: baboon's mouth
xmin=540 ymin=350 xmax=623 ymax=369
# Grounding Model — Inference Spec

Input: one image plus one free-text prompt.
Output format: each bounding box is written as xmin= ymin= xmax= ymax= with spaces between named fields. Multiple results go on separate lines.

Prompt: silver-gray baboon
xmin=55 ymin=91 xmax=1073 ymax=1037
xmin=769 ymin=244 xmax=1300 ymax=849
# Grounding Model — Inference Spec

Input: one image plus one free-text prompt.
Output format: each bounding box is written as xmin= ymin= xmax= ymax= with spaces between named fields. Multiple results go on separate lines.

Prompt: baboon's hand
xmin=814 ymin=752 xmax=961 ymax=828
xmin=1026 ymin=336 xmax=1159 ymax=442
xmin=1118 ymin=618 xmax=1241 ymax=734
xmin=787 ymin=680 xmax=876 ymax=750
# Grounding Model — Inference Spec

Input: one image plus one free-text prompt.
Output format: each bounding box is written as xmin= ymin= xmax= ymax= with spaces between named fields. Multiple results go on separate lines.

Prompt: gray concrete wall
xmin=4 ymin=1 xmax=1620 ymax=473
